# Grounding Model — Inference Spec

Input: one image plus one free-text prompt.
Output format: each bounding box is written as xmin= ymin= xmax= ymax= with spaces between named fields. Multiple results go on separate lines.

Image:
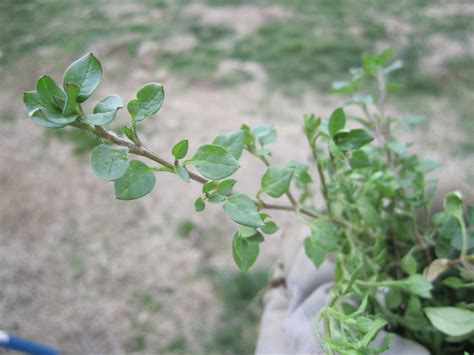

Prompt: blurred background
xmin=0 ymin=0 xmax=473 ymax=353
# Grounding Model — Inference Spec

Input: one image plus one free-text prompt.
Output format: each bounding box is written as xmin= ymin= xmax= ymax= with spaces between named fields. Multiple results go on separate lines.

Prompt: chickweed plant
xmin=23 ymin=50 xmax=473 ymax=354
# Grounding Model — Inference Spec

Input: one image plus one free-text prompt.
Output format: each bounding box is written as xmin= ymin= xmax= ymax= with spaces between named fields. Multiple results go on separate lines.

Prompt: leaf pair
xmin=24 ymin=53 xmax=124 ymax=128
xmin=232 ymin=232 xmax=260 ymax=273
xmin=328 ymin=108 xmax=374 ymax=153
xmin=91 ymin=144 xmax=155 ymax=200
xmin=127 ymin=83 xmax=164 ymax=122
xmin=177 ymin=130 xmax=245 ymax=181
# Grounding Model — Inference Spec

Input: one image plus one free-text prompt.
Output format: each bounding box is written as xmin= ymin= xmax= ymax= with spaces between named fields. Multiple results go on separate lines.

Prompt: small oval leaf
xmin=232 ymin=232 xmax=259 ymax=272
xmin=63 ymin=53 xmax=102 ymax=103
xmin=212 ymin=130 xmax=245 ymax=160
xmin=261 ymin=165 xmax=294 ymax=198
xmin=91 ymin=144 xmax=129 ymax=181
xmin=114 ymin=160 xmax=156 ymax=200
xmin=328 ymin=107 xmax=346 ymax=137
xmin=190 ymin=144 xmax=240 ymax=180
xmin=172 ymin=139 xmax=189 ymax=160
xmin=424 ymin=307 xmax=474 ymax=337
xmin=127 ymin=83 xmax=164 ymax=122
xmin=83 ymin=94 xmax=124 ymax=125
xmin=223 ymin=194 xmax=264 ymax=228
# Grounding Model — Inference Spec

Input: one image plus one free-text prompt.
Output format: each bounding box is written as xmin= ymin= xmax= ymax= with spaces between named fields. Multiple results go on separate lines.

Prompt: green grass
xmin=233 ymin=18 xmax=371 ymax=91
xmin=156 ymin=21 xmax=234 ymax=80
xmin=157 ymin=45 xmax=228 ymax=80
xmin=188 ymin=22 xmax=235 ymax=42
xmin=202 ymin=266 xmax=268 ymax=354
xmin=166 ymin=337 xmax=187 ymax=353
xmin=219 ymin=68 xmax=254 ymax=87
xmin=176 ymin=219 xmax=198 ymax=237
xmin=1 ymin=0 xmax=113 ymax=65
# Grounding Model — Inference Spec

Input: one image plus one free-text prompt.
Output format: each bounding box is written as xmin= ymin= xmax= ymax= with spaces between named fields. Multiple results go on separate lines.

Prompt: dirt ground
xmin=1 ymin=1 xmax=473 ymax=354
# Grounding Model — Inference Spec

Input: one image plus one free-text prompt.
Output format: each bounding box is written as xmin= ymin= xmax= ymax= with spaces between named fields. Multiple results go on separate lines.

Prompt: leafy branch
xmin=23 ymin=50 xmax=474 ymax=354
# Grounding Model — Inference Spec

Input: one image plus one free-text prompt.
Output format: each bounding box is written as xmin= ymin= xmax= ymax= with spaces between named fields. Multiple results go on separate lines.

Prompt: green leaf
xmin=261 ymin=220 xmax=278 ymax=235
xmin=172 ymin=139 xmax=189 ymax=160
xmin=261 ymin=165 xmax=294 ymax=198
xmin=174 ymin=165 xmax=190 ymax=183
xmin=407 ymin=275 xmax=433 ymax=298
xmin=394 ymin=274 xmax=432 ymax=298
xmin=349 ymin=150 xmax=371 ymax=169
xmin=83 ymin=94 xmax=124 ymax=125
xmin=207 ymin=193 xmax=226 ymax=203
xmin=246 ymin=233 xmax=265 ymax=244
xmin=303 ymin=114 xmax=321 ymax=140
xmin=215 ymin=179 xmax=237 ymax=196
xmin=232 ymin=232 xmax=259 ymax=272
xmin=212 ymin=130 xmax=245 ymax=160
xmin=468 ymin=204 xmax=474 ymax=226
xmin=240 ymin=124 xmax=254 ymax=146
xmin=385 ymin=289 xmax=402 ymax=309
xmin=90 ymin=144 xmax=129 ymax=181
xmin=424 ymin=307 xmax=474 ymax=337
xmin=417 ymin=159 xmax=441 ymax=173
xmin=330 ymin=80 xmax=359 ymax=94
xmin=252 ymin=125 xmax=276 ymax=145
xmin=23 ymin=91 xmax=43 ymax=116
xmin=202 ymin=181 xmax=217 ymax=193
xmin=329 ymin=139 xmax=345 ymax=159
xmin=194 ymin=197 xmax=205 ymax=212
xmin=36 ymin=75 xmax=65 ymax=112
xmin=358 ymin=318 xmax=387 ymax=348
xmin=239 ymin=226 xmax=258 ymax=238
xmin=362 ymin=49 xmax=392 ymax=76
xmin=304 ymin=236 xmax=326 ymax=268
xmin=310 ymin=219 xmax=339 ymax=251
xmin=114 ymin=160 xmax=156 ymax=200
xmin=63 ymin=52 xmax=102 ymax=103
xmin=399 ymin=114 xmax=425 ymax=132
xmin=190 ymin=144 xmax=240 ymax=180
xmin=62 ymin=83 xmax=80 ymax=116
xmin=401 ymin=253 xmax=417 ymax=276
xmin=328 ymin=107 xmax=346 ymax=137
xmin=223 ymin=194 xmax=264 ymax=228
xmin=287 ymin=161 xmax=312 ymax=188
xmin=356 ymin=197 xmax=379 ymax=228
xmin=442 ymin=277 xmax=474 ymax=289
xmin=123 ymin=126 xmax=134 ymax=141
xmin=127 ymin=83 xmax=164 ymax=122
xmin=350 ymin=94 xmax=373 ymax=105
xmin=387 ymin=140 xmax=407 ymax=156
xmin=334 ymin=129 xmax=374 ymax=151
xmin=444 ymin=191 xmax=463 ymax=220
xmin=30 ymin=108 xmax=77 ymax=128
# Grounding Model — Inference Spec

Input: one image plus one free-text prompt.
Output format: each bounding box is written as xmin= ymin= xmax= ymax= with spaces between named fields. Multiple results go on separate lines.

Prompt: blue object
xmin=0 ymin=331 xmax=59 ymax=355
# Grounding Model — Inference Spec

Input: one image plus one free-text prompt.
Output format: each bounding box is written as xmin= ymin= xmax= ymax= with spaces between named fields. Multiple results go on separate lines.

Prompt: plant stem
xmin=459 ymin=217 xmax=469 ymax=262
xmin=412 ymin=209 xmax=433 ymax=263
xmin=309 ymin=140 xmax=332 ymax=218
xmin=71 ymin=122 xmax=322 ymax=221
xmin=261 ymin=202 xmax=316 ymax=219
xmin=71 ymin=122 xmax=208 ymax=184
xmin=323 ymin=316 xmax=335 ymax=355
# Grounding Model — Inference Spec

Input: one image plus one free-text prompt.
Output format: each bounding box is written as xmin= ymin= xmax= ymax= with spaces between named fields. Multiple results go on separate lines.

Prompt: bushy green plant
xmin=22 ymin=50 xmax=473 ymax=354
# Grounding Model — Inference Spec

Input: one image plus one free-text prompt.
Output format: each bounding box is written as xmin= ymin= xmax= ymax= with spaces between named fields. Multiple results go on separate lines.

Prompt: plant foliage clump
xmin=23 ymin=50 xmax=474 ymax=354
